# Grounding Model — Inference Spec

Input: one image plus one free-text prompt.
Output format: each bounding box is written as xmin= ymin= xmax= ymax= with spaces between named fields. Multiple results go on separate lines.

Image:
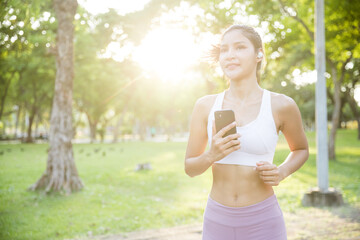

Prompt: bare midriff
xmin=209 ymin=163 xmax=274 ymax=207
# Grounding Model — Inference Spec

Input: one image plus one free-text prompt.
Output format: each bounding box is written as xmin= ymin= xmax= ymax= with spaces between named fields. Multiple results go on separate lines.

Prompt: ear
xmin=256 ymin=49 xmax=264 ymax=62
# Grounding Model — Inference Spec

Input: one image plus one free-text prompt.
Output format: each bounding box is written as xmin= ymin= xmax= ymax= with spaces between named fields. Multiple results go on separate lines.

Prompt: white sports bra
xmin=207 ymin=89 xmax=279 ymax=167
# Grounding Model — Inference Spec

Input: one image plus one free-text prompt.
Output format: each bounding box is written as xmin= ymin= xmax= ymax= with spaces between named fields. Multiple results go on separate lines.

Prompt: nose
xmin=225 ymin=47 xmax=236 ymax=60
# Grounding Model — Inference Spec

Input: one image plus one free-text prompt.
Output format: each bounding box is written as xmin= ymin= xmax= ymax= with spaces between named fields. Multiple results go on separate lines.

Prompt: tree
xmin=1 ymin=1 xmax=57 ymax=141
xmin=28 ymin=0 xmax=82 ymax=193
xmin=0 ymin=0 xmax=28 ymax=122
xmin=19 ymin=45 xmax=55 ymax=142
xmin=190 ymin=0 xmax=360 ymax=159
xmin=342 ymin=58 xmax=360 ymax=139
xmin=250 ymin=0 xmax=360 ymax=159
xmin=72 ymin=9 xmax=137 ymax=142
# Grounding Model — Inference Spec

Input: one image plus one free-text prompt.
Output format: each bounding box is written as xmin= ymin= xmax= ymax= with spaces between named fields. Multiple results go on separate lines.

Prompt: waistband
xmin=206 ymin=194 xmax=278 ymax=216
xmin=204 ymin=194 xmax=282 ymax=227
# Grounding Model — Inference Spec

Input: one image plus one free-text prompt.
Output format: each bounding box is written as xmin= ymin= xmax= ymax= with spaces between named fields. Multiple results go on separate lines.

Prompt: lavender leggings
xmin=202 ymin=194 xmax=287 ymax=240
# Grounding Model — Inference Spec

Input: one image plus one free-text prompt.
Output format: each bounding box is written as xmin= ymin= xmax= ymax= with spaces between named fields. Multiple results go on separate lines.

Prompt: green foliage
xmin=0 ymin=129 xmax=359 ymax=239
xmin=2 ymin=0 xmax=359 ymax=140
xmin=120 ymin=0 xmax=182 ymax=44
xmin=189 ymin=0 xmax=360 ymax=133
xmin=0 ymin=0 xmax=56 ymax=140
xmin=2 ymin=0 xmax=189 ymax=140
xmin=72 ymin=1 xmax=192 ymax=140
xmin=73 ymin=8 xmax=140 ymax=139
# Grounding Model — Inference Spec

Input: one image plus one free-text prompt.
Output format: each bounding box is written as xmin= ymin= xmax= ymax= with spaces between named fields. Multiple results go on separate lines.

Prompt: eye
xmin=220 ymin=48 xmax=227 ymax=53
xmin=236 ymin=45 xmax=245 ymax=50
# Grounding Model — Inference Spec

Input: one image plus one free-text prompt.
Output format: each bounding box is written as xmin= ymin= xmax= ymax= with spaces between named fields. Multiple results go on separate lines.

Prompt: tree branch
xmin=277 ymin=0 xmax=314 ymax=41
xmin=277 ymin=0 xmax=336 ymax=67
xmin=339 ymin=53 xmax=353 ymax=84
xmin=344 ymin=86 xmax=360 ymax=119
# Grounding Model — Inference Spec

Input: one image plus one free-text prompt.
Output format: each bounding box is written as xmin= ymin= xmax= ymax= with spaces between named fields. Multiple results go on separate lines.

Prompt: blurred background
xmin=1 ymin=0 xmax=358 ymax=144
xmin=1 ymin=0 xmax=360 ymax=239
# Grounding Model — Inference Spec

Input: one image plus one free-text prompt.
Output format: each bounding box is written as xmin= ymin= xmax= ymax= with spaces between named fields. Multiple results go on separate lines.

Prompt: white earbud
xmin=257 ymin=52 xmax=263 ymax=58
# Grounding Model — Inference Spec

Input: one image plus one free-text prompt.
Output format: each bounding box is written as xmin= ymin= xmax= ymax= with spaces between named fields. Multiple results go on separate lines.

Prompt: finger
xmin=223 ymin=144 xmax=241 ymax=155
xmin=260 ymin=175 xmax=276 ymax=181
xmin=217 ymin=133 xmax=240 ymax=150
xmin=220 ymin=132 xmax=240 ymax=148
xmin=256 ymin=163 xmax=276 ymax=171
xmin=264 ymin=181 xmax=279 ymax=186
xmin=260 ymin=170 xmax=278 ymax=176
xmin=223 ymin=139 xmax=240 ymax=150
xmin=217 ymin=121 xmax=236 ymax=138
xmin=256 ymin=161 xmax=269 ymax=166
xmin=223 ymin=132 xmax=241 ymax=142
xmin=255 ymin=161 xmax=266 ymax=170
xmin=212 ymin=120 xmax=216 ymax=135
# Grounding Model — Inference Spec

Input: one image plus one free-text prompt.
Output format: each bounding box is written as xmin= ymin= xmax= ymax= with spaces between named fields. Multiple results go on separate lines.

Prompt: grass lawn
xmin=0 ymin=129 xmax=359 ymax=240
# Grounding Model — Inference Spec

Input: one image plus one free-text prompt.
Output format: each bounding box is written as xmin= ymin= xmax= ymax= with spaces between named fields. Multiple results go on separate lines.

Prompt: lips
xmin=225 ymin=63 xmax=240 ymax=69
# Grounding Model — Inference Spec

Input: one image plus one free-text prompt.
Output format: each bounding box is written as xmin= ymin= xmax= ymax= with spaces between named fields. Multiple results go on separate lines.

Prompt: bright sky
xmin=81 ymin=0 xmax=218 ymax=83
xmin=132 ymin=27 xmax=201 ymax=83
xmin=79 ymin=0 xmax=360 ymax=105
xmin=78 ymin=0 xmax=151 ymax=15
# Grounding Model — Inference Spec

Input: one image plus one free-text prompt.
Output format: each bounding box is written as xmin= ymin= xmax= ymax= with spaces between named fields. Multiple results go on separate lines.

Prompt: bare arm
xmin=184 ymin=97 xmax=213 ymax=177
xmin=277 ymin=96 xmax=309 ymax=181
xmin=255 ymin=95 xmax=309 ymax=185
xmin=184 ymin=97 xmax=241 ymax=177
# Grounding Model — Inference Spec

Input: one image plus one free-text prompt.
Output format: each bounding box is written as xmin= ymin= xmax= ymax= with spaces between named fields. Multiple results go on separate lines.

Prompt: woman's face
xmin=219 ymin=30 xmax=259 ymax=81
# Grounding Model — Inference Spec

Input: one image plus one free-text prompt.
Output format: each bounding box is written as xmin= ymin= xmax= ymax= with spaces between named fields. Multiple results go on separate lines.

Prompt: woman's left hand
xmin=254 ymin=161 xmax=283 ymax=186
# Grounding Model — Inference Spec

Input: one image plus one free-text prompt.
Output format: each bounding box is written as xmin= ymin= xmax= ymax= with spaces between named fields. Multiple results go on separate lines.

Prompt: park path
xmin=75 ymin=223 xmax=202 ymax=240
xmin=72 ymin=206 xmax=360 ymax=240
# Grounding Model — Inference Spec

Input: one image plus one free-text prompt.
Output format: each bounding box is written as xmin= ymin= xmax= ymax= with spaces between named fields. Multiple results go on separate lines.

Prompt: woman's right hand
xmin=208 ymin=120 xmax=241 ymax=163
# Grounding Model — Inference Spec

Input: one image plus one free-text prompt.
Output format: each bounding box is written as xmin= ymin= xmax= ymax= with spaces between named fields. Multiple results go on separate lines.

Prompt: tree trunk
xmin=84 ymin=111 xmax=98 ymax=143
xmin=25 ymin=110 xmax=36 ymax=143
xmin=337 ymin=96 xmax=346 ymax=128
xmin=0 ymin=73 xmax=14 ymax=121
xmin=28 ymin=0 xmax=82 ymax=194
xmin=98 ymin=123 xmax=105 ymax=143
xmin=345 ymin=87 xmax=360 ymax=140
xmin=112 ymin=107 xmax=127 ymax=143
xmin=328 ymin=66 xmax=341 ymax=160
xmin=90 ymin=123 xmax=96 ymax=143
xmin=112 ymin=116 xmax=123 ymax=143
xmin=14 ymin=105 xmax=21 ymax=138
xmin=20 ymin=110 xmax=26 ymax=141
xmin=89 ymin=120 xmax=97 ymax=143
xmin=35 ymin=113 xmax=39 ymax=137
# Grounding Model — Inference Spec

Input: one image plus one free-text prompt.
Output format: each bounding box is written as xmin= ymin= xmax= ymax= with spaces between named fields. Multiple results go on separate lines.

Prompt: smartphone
xmin=214 ymin=110 xmax=237 ymax=138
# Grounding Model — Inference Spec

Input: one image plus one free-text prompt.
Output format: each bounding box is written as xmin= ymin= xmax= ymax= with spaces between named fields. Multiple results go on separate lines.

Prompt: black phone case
xmin=214 ymin=110 xmax=237 ymax=137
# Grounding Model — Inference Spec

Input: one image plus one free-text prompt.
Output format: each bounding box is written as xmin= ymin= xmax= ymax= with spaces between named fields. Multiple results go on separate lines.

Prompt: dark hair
xmin=209 ymin=25 xmax=265 ymax=83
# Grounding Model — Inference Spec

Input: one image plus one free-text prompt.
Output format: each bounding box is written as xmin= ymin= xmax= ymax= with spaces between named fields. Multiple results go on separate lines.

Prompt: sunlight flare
xmin=132 ymin=27 xmax=200 ymax=83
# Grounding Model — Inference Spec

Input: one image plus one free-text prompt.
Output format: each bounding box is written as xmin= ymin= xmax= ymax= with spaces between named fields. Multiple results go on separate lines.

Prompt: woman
xmin=184 ymin=25 xmax=309 ymax=240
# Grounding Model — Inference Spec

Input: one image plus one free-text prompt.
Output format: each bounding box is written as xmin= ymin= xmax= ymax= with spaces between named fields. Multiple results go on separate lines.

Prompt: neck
xmin=228 ymin=75 xmax=262 ymax=101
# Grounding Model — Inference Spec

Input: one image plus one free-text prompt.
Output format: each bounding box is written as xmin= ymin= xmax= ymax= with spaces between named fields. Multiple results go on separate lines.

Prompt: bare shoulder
xmin=269 ymin=90 xmax=301 ymax=131
xmin=269 ymin=91 xmax=298 ymax=113
xmin=192 ymin=94 xmax=218 ymax=123
xmin=194 ymin=94 xmax=218 ymax=112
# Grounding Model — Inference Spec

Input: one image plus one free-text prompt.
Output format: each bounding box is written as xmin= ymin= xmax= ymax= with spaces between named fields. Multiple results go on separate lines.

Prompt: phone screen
xmin=214 ymin=110 xmax=237 ymax=137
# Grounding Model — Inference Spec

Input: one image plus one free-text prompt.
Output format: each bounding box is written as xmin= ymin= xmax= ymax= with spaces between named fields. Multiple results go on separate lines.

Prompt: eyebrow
xmin=220 ymin=41 xmax=247 ymax=47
